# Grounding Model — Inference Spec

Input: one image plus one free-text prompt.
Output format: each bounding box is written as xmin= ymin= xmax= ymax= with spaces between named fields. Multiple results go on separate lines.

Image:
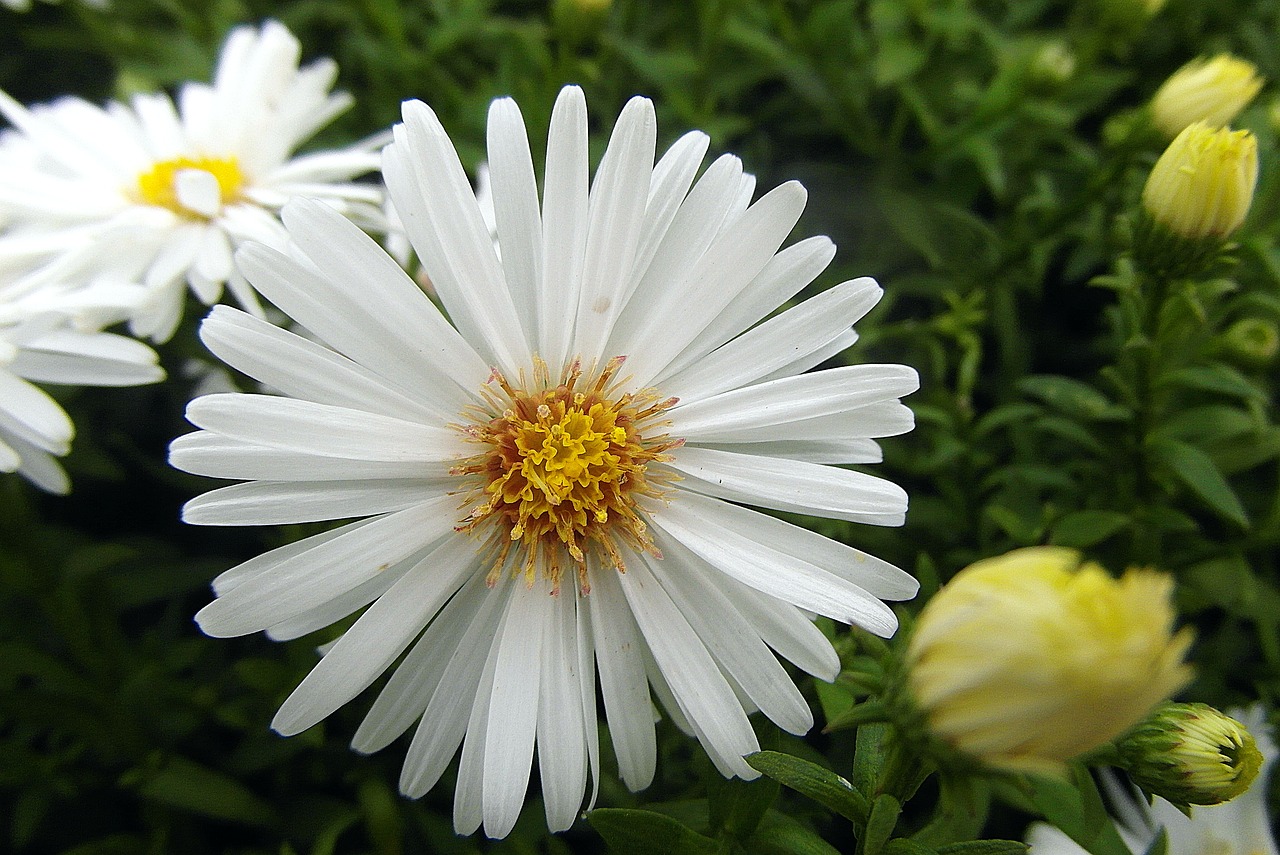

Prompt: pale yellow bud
xmin=1142 ymin=122 xmax=1258 ymax=242
xmin=905 ymin=547 xmax=1194 ymax=777
xmin=1151 ymin=54 xmax=1264 ymax=138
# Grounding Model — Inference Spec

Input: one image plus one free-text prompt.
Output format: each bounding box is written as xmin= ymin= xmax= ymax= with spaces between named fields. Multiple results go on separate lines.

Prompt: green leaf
xmin=863 ymin=794 xmax=902 ymax=855
xmin=746 ymin=810 xmax=843 ymax=855
xmin=1018 ymin=376 xmax=1128 ymax=420
xmin=745 ymin=751 xmax=868 ymax=823
xmin=1049 ymin=511 xmax=1131 ymax=548
xmin=886 ymin=840 xmax=937 ymax=855
xmin=1156 ymin=365 xmax=1263 ymax=401
xmin=1015 ymin=768 xmax=1132 ymax=855
xmin=852 ymin=723 xmax=890 ymax=797
xmin=823 ymin=699 xmax=891 ymax=733
xmin=709 ymin=773 xmax=779 ymax=841
xmin=587 ymin=809 xmax=719 ymax=855
xmin=131 ymin=757 xmax=277 ymax=827
xmin=937 ymin=843 xmax=1028 ymax=855
xmin=1146 ymin=437 xmax=1249 ymax=527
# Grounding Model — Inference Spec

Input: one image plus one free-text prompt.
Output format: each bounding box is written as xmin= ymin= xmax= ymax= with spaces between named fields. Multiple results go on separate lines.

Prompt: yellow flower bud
xmin=905 ymin=547 xmax=1194 ymax=777
xmin=1118 ymin=702 xmax=1264 ymax=807
xmin=1151 ymin=54 xmax=1263 ymax=139
xmin=1142 ymin=122 xmax=1258 ymax=242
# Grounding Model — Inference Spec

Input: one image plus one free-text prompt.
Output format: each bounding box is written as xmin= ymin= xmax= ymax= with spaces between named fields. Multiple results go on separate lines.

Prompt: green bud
xmin=1118 ymin=702 xmax=1264 ymax=807
xmin=1222 ymin=317 xmax=1280 ymax=367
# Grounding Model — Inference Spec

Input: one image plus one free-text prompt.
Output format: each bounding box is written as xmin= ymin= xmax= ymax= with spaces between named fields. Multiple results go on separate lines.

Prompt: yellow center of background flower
xmin=134 ymin=156 xmax=245 ymax=216
xmin=455 ymin=357 xmax=681 ymax=594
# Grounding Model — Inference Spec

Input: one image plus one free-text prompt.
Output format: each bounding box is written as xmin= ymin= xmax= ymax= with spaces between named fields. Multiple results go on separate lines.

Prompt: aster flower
xmin=1027 ymin=707 xmax=1277 ymax=855
xmin=0 ymin=20 xmax=382 ymax=342
xmin=171 ymin=85 xmax=919 ymax=838
xmin=1 ymin=283 xmax=163 ymax=493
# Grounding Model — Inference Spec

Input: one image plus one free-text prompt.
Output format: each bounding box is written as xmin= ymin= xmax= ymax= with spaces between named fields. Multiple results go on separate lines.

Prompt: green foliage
xmin=5 ymin=0 xmax=1280 ymax=851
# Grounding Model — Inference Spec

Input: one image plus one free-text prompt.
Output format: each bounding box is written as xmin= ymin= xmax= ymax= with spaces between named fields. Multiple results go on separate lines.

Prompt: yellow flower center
xmin=453 ymin=357 xmax=681 ymax=594
xmin=134 ymin=156 xmax=245 ymax=217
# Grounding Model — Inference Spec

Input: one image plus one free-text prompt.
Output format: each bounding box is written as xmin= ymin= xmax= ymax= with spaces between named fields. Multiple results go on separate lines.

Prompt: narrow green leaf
xmin=863 ymin=794 xmax=902 ymax=855
xmin=1147 ymin=437 xmax=1249 ymax=527
xmin=1049 ymin=511 xmax=1131 ymax=548
xmin=747 ymin=810 xmax=843 ymax=855
xmin=823 ymin=699 xmax=891 ymax=733
xmin=132 ymin=757 xmax=277 ymax=827
xmin=745 ymin=751 xmax=868 ymax=823
xmin=587 ymin=808 xmax=719 ymax=855
xmin=1018 ymin=376 xmax=1128 ymax=420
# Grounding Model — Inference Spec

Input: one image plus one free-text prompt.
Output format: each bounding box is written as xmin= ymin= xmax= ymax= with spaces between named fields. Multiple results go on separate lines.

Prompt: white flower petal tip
xmin=0 ymin=21 xmax=380 ymax=341
xmin=0 ymin=297 xmax=164 ymax=493
xmin=176 ymin=83 xmax=918 ymax=837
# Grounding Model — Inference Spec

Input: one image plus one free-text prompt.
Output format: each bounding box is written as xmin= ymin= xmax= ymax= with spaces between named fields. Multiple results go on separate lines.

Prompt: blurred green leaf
xmin=588 ymin=808 xmax=719 ymax=855
xmin=1147 ymin=437 xmax=1250 ymax=528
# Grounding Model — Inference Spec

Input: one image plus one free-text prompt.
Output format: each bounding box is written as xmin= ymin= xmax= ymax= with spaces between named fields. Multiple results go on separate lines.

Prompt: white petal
xmin=209 ymin=516 xmax=374 ymax=596
xmin=266 ymin=558 xmax=414 ymax=641
xmin=700 ymin=568 xmax=841 ymax=681
xmin=538 ymin=86 xmax=590 ymax=372
xmin=659 ymin=277 xmax=882 ymax=402
xmin=615 ymin=181 xmax=808 ymax=387
xmin=482 ymin=579 xmax=554 ymax=838
xmin=194 ymin=497 xmax=457 ymax=637
xmin=271 ymin=534 xmax=477 ymax=735
xmin=649 ymin=494 xmax=902 ymax=637
xmin=184 ymin=393 xmax=467 ymax=463
xmin=393 ymin=576 xmax=508 ymax=792
xmin=669 ymin=363 xmax=920 ymax=439
xmin=571 ymin=96 xmax=657 ymax=366
xmin=667 ymin=235 xmax=836 ymax=377
xmin=389 ymin=102 xmax=530 ymax=375
xmin=181 ymin=479 xmax=446 ymax=526
xmin=487 ymin=98 xmax=543 ymax=345
xmin=605 ymin=154 xmax=746 ymax=361
xmin=11 ymin=331 xmax=163 ymax=387
xmin=667 ymin=446 xmax=907 ymax=524
xmin=684 ymin=401 xmax=915 ymax=445
xmin=169 ymin=431 xmax=451 ymax=482
xmin=351 ymin=573 xmax=486 ymax=753
xmin=538 ymin=589 xmax=589 ymax=832
xmin=198 ymin=305 xmax=449 ymax=423
xmin=0 ymin=371 xmax=73 ymax=453
xmin=587 ymin=566 xmax=656 ymax=791
xmin=630 ymin=131 xmax=711 ymax=287
xmin=648 ymin=548 xmax=813 ymax=735
xmin=234 ymin=238 xmax=485 ymax=411
xmin=618 ymin=556 xmax=760 ymax=779
xmin=175 ymin=169 xmax=224 ymax=218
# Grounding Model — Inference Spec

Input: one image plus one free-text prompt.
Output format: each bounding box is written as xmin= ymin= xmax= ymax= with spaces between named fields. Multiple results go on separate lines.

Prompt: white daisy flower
xmin=171 ymin=85 xmax=919 ymax=838
xmin=1 ymin=283 xmax=164 ymax=493
xmin=0 ymin=20 xmax=382 ymax=342
xmin=1027 ymin=706 xmax=1278 ymax=855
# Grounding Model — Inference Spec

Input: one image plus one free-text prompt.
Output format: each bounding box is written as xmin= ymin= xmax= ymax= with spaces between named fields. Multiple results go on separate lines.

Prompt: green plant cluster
xmin=3 ymin=0 xmax=1279 ymax=852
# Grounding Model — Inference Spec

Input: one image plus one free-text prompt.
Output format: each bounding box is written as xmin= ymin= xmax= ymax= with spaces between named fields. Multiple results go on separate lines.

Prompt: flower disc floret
xmin=455 ymin=357 xmax=680 ymax=592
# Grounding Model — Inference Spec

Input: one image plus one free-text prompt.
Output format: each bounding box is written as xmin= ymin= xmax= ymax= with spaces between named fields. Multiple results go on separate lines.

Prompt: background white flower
xmin=1 ymin=283 xmax=163 ymax=493
xmin=172 ymin=85 xmax=919 ymax=838
xmin=0 ymin=20 xmax=382 ymax=341
xmin=1027 ymin=706 xmax=1278 ymax=855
